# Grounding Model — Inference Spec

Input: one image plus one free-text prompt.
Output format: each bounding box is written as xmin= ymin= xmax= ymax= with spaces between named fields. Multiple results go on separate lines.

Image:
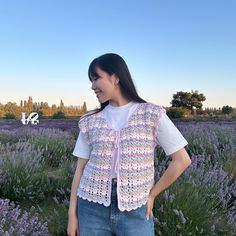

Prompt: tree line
xmin=0 ymin=96 xmax=87 ymax=119
xmin=0 ymin=92 xmax=235 ymax=120
xmin=168 ymin=90 xmax=235 ymax=119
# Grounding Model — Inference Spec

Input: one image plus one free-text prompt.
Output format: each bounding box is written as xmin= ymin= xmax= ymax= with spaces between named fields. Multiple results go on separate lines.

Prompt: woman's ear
xmin=112 ymin=74 xmax=119 ymax=85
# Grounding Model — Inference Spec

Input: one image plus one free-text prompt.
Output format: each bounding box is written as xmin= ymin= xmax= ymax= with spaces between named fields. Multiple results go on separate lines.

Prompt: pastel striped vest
xmin=78 ymin=102 xmax=165 ymax=211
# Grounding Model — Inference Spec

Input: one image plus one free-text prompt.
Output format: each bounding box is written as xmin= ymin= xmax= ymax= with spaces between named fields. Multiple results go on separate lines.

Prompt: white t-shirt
xmin=73 ymin=102 xmax=188 ymax=160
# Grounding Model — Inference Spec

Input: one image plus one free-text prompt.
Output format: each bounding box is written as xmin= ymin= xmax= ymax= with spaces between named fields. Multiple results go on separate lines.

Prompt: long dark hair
xmin=85 ymin=53 xmax=146 ymax=116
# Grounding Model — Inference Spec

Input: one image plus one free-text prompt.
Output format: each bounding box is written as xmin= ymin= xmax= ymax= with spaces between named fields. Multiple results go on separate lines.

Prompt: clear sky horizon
xmin=0 ymin=0 xmax=235 ymax=110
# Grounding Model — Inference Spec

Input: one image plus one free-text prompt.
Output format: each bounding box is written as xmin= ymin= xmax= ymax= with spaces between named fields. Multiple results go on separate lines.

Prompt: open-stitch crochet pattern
xmin=78 ymin=102 xmax=165 ymax=211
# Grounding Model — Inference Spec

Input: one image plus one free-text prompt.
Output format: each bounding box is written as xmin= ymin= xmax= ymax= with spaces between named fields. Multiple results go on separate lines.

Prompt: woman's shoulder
xmin=141 ymin=102 xmax=166 ymax=113
xmin=78 ymin=110 xmax=102 ymax=125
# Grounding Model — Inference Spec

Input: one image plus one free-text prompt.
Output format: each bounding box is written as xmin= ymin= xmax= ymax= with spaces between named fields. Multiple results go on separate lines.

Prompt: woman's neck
xmin=109 ymin=97 xmax=131 ymax=107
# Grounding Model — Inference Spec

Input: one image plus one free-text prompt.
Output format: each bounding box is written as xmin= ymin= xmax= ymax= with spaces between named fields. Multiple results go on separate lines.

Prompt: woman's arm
xmin=150 ymin=147 xmax=191 ymax=198
xmin=146 ymin=148 xmax=191 ymax=220
xmin=68 ymin=158 xmax=88 ymax=215
xmin=67 ymin=158 xmax=89 ymax=236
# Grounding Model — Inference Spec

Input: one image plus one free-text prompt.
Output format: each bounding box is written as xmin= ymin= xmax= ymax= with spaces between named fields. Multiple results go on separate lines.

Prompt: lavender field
xmin=0 ymin=119 xmax=236 ymax=235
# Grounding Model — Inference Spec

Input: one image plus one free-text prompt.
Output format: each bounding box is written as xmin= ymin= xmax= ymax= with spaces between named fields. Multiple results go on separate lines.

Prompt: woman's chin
xmin=97 ymin=97 xmax=105 ymax=103
xmin=96 ymin=94 xmax=108 ymax=104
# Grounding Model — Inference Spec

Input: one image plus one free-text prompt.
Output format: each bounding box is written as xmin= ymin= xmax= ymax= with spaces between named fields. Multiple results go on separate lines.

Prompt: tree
xmin=28 ymin=96 xmax=33 ymax=108
xmin=167 ymin=107 xmax=187 ymax=119
xmin=52 ymin=111 xmax=66 ymax=119
xmin=222 ymin=105 xmax=233 ymax=114
xmin=4 ymin=112 xmax=16 ymax=119
xmin=82 ymin=101 xmax=87 ymax=113
xmin=60 ymin=99 xmax=64 ymax=109
xmin=171 ymin=90 xmax=206 ymax=111
xmin=4 ymin=102 xmax=18 ymax=114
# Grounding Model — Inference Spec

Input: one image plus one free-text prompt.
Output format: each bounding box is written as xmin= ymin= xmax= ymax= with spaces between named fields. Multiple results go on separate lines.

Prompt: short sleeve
xmin=78 ymin=114 xmax=93 ymax=145
xmin=72 ymin=132 xmax=91 ymax=159
xmin=156 ymin=113 xmax=188 ymax=156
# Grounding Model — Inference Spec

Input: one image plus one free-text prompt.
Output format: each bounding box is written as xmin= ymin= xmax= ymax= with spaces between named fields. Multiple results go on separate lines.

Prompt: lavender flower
xmin=0 ymin=198 xmax=49 ymax=235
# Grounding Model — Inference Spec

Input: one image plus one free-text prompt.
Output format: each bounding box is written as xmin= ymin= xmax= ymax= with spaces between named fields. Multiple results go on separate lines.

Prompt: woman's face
xmin=91 ymin=67 xmax=119 ymax=103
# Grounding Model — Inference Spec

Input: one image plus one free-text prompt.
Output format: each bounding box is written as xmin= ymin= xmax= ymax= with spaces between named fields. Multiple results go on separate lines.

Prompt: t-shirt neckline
xmin=101 ymin=102 xmax=143 ymax=131
xmin=106 ymin=101 xmax=135 ymax=111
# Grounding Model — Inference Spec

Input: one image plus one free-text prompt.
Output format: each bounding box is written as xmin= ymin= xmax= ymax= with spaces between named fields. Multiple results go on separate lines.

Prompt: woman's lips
xmin=95 ymin=92 xmax=101 ymax=98
xmin=95 ymin=91 xmax=102 ymax=96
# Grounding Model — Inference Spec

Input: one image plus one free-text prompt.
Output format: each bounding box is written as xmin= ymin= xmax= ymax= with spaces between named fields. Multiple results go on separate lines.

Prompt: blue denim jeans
xmin=77 ymin=178 xmax=154 ymax=236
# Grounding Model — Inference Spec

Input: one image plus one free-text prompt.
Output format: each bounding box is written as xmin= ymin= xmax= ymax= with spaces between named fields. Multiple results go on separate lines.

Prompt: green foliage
xmin=1 ymin=122 xmax=236 ymax=235
xmin=166 ymin=107 xmax=190 ymax=119
xmin=0 ymin=142 xmax=48 ymax=202
xmin=0 ymin=128 xmax=76 ymax=203
xmin=42 ymin=161 xmax=75 ymax=235
xmin=224 ymin=155 xmax=236 ymax=179
xmin=222 ymin=105 xmax=233 ymax=114
xmin=0 ymin=128 xmax=76 ymax=235
xmin=27 ymin=129 xmax=75 ymax=167
xmin=0 ymin=130 xmax=19 ymax=145
xmin=154 ymin=182 xmax=233 ymax=236
xmin=35 ymin=110 xmax=44 ymax=117
xmin=52 ymin=111 xmax=66 ymax=119
xmin=4 ymin=112 xmax=16 ymax=119
xmin=171 ymin=90 xmax=206 ymax=110
xmin=35 ymin=198 xmax=68 ymax=236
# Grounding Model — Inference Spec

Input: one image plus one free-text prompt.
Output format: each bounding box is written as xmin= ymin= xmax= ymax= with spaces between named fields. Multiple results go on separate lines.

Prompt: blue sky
xmin=0 ymin=0 xmax=235 ymax=110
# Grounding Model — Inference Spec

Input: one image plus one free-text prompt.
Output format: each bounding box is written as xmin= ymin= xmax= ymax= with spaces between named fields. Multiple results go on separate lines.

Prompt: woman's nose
xmin=91 ymin=81 xmax=96 ymax=90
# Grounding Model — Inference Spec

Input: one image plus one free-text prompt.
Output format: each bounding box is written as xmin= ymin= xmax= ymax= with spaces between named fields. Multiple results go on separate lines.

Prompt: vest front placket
xmin=113 ymin=130 xmax=121 ymax=208
xmin=108 ymin=130 xmax=121 ymax=206
xmin=114 ymin=130 xmax=121 ymax=172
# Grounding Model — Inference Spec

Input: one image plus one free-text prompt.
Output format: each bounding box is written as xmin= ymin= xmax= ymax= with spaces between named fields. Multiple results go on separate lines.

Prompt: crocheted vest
xmin=78 ymin=102 xmax=165 ymax=211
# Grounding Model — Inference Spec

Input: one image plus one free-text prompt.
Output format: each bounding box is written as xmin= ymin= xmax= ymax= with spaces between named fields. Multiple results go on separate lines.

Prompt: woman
xmin=67 ymin=53 xmax=191 ymax=236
